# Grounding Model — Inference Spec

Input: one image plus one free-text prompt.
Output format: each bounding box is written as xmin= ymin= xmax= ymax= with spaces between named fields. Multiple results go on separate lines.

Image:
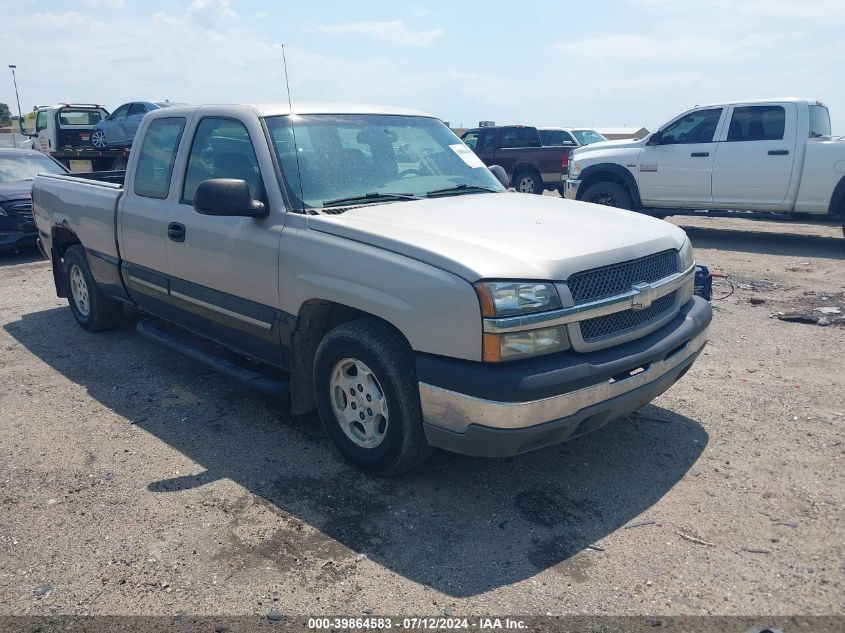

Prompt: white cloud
xmin=312 ymin=20 xmax=445 ymax=46
xmin=554 ymin=32 xmax=769 ymax=61
xmin=185 ymin=0 xmax=238 ymax=29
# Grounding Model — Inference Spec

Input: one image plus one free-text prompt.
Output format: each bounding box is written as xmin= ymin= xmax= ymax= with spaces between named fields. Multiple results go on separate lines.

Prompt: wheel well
xmin=51 ymin=225 xmax=81 ymax=257
xmin=288 ymin=300 xmax=411 ymax=416
xmin=50 ymin=226 xmax=81 ymax=297
xmin=510 ymin=163 xmax=541 ymax=182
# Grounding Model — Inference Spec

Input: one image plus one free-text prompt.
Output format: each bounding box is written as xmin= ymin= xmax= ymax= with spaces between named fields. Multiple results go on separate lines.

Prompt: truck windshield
xmin=571 ymin=129 xmax=607 ymax=145
xmin=808 ymin=105 xmax=831 ymax=138
xmin=0 ymin=154 xmax=66 ymax=183
xmin=264 ymin=114 xmax=505 ymax=210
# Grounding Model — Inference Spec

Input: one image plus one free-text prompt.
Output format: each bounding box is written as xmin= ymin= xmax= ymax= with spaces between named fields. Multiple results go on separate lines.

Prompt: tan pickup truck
xmin=32 ymin=103 xmax=711 ymax=476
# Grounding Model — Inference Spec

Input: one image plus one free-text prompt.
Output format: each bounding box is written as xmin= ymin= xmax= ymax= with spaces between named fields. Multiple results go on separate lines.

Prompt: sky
xmin=1 ymin=0 xmax=842 ymax=133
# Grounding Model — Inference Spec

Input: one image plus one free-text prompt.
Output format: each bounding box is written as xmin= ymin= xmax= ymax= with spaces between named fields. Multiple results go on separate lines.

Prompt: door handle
xmin=167 ymin=222 xmax=186 ymax=242
xmin=690 ymin=152 xmax=709 ymax=157
xmin=768 ymin=149 xmax=789 ymax=156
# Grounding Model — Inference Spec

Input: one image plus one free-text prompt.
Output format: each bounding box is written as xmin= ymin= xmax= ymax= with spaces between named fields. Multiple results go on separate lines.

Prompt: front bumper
xmin=0 ymin=220 xmax=37 ymax=251
xmin=417 ymin=296 xmax=711 ymax=457
xmin=563 ymin=178 xmax=581 ymax=200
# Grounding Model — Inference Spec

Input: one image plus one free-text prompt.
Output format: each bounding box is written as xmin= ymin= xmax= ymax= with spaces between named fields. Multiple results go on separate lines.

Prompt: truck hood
xmin=308 ymin=192 xmax=687 ymax=281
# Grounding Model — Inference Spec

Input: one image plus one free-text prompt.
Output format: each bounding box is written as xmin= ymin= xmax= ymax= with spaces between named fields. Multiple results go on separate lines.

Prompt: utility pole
xmin=8 ymin=64 xmax=23 ymax=144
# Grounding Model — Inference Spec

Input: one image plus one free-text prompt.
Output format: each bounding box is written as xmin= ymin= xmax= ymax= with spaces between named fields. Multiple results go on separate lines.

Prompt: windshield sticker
xmin=450 ymin=144 xmax=486 ymax=169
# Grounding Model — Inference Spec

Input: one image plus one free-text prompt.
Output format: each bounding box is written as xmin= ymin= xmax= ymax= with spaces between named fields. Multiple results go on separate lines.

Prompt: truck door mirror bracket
xmin=193 ymin=178 xmax=267 ymax=218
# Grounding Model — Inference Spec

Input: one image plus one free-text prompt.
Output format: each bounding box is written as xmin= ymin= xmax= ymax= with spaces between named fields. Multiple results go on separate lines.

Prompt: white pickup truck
xmin=564 ymin=98 xmax=845 ymax=234
xmin=32 ymin=103 xmax=711 ymax=475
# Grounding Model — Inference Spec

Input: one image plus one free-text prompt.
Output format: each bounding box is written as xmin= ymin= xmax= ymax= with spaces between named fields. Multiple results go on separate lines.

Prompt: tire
xmin=90 ymin=129 xmax=108 ymax=150
xmin=313 ymin=318 xmax=434 ymax=476
xmin=513 ymin=170 xmax=544 ymax=195
xmin=63 ymin=245 xmax=123 ymax=332
xmin=581 ymin=181 xmax=633 ymax=210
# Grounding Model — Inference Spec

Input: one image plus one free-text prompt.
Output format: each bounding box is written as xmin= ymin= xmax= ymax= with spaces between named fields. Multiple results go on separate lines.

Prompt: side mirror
xmin=193 ymin=179 xmax=266 ymax=218
xmin=488 ymin=165 xmax=509 ymax=189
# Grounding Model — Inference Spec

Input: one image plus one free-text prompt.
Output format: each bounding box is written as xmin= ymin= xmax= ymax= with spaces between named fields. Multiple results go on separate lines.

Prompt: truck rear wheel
xmin=63 ymin=245 xmax=123 ymax=332
xmin=313 ymin=318 xmax=434 ymax=476
xmin=513 ymin=170 xmax=543 ymax=195
xmin=581 ymin=181 xmax=633 ymax=210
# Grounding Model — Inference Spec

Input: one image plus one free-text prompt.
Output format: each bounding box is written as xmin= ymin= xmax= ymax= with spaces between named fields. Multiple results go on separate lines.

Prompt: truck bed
xmin=32 ymin=172 xmax=125 ymax=262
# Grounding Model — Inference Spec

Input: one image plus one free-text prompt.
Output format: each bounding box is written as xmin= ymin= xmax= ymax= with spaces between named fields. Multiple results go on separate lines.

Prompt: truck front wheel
xmin=63 ymin=245 xmax=123 ymax=332
xmin=313 ymin=318 xmax=434 ymax=476
xmin=513 ymin=170 xmax=544 ymax=195
xmin=581 ymin=181 xmax=633 ymax=210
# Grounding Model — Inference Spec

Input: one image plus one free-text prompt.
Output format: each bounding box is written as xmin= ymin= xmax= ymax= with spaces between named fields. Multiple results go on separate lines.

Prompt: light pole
xmin=8 ymin=65 xmax=23 ymax=141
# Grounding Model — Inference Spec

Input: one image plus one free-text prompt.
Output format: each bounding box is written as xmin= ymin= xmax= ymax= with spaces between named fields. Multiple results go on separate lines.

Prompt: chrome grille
xmin=7 ymin=201 xmax=34 ymax=223
xmin=580 ymin=291 xmax=677 ymax=341
xmin=567 ymin=250 xmax=678 ymax=305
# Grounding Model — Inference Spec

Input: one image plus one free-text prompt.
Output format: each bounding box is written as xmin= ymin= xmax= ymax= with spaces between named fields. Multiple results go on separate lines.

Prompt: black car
xmin=0 ymin=149 xmax=68 ymax=252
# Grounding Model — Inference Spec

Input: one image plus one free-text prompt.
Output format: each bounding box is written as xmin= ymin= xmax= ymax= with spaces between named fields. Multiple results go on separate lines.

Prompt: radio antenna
xmin=281 ymin=44 xmax=307 ymax=212
xmin=282 ymin=44 xmax=294 ymax=114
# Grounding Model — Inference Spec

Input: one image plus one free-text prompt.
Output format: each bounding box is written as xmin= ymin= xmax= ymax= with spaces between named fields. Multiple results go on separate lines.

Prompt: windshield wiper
xmin=425 ymin=184 xmax=500 ymax=197
xmin=322 ymin=192 xmax=421 ymax=208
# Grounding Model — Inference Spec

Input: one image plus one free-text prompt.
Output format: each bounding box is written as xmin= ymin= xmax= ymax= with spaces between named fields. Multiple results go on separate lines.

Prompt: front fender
xmin=577 ymin=162 xmax=643 ymax=208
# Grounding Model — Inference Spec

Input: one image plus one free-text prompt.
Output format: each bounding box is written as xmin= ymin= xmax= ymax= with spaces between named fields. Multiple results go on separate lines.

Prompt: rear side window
xmin=726 ymin=106 xmax=785 ymax=142
xmin=809 ymin=105 xmax=831 ymax=138
xmin=133 ymin=117 xmax=185 ymax=199
xmin=500 ymin=127 xmax=541 ymax=148
xmin=462 ymin=130 xmax=479 ymax=149
xmin=182 ymin=117 xmax=261 ymax=204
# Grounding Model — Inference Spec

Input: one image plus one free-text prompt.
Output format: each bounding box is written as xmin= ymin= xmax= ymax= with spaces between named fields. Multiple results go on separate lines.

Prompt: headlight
xmin=679 ymin=238 xmax=694 ymax=270
xmin=474 ymin=281 xmax=561 ymax=317
xmin=483 ymin=325 xmax=569 ymax=362
xmin=570 ymin=161 xmax=581 ymax=178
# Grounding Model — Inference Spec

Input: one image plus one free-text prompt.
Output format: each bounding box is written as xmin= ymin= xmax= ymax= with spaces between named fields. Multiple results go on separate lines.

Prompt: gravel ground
xmin=0 ymin=215 xmax=843 ymax=617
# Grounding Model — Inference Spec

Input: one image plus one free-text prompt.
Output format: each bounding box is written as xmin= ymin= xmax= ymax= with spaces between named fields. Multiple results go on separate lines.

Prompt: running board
xmin=137 ymin=318 xmax=290 ymax=397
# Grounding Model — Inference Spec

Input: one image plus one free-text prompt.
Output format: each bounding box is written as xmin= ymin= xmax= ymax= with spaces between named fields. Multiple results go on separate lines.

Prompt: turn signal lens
xmin=482 ymin=326 xmax=569 ymax=362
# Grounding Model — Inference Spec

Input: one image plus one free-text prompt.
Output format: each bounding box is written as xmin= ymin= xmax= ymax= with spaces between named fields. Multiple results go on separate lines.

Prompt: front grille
xmin=6 ymin=202 xmax=34 ymax=223
xmin=567 ymin=249 xmax=678 ymax=304
xmin=580 ymin=291 xmax=677 ymax=341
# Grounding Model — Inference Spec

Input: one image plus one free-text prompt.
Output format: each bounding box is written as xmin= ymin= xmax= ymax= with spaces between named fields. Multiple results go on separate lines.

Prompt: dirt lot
xmin=0 ymin=215 xmax=843 ymax=617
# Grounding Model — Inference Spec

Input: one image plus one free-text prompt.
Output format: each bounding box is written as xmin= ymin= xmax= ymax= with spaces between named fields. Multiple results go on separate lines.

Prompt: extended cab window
xmin=659 ymin=108 xmax=722 ymax=144
xmin=182 ymin=118 xmax=262 ymax=204
xmin=726 ymin=106 xmax=785 ymax=142
xmin=133 ymin=117 xmax=186 ymax=199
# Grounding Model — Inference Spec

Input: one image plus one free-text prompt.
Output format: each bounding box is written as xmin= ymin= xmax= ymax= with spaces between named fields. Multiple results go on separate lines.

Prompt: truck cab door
xmin=35 ymin=110 xmax=50 ymax=154
xmin=711 ymin=103 xmax=797 ymax=209
xmin=637 ymin=107 xmax=724 ymax=207
xmin=165 ymin=113 xmax=285 ymax=367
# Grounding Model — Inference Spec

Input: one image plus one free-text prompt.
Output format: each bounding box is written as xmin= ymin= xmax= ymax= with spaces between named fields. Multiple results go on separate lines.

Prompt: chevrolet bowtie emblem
xmin=631 ymin=282 xmax=657 ymax=311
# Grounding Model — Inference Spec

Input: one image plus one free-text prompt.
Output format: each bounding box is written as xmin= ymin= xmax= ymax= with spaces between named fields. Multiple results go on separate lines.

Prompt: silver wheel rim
xmin=330 ymin=358 xmax=389 ymax=449
xmin=91 ymin=130 xmax=106 ymax=149
xmin=69 ymin=264 xmax=90 ymax=317
xmin=518 ymin=176 xmax=535 ymax=193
